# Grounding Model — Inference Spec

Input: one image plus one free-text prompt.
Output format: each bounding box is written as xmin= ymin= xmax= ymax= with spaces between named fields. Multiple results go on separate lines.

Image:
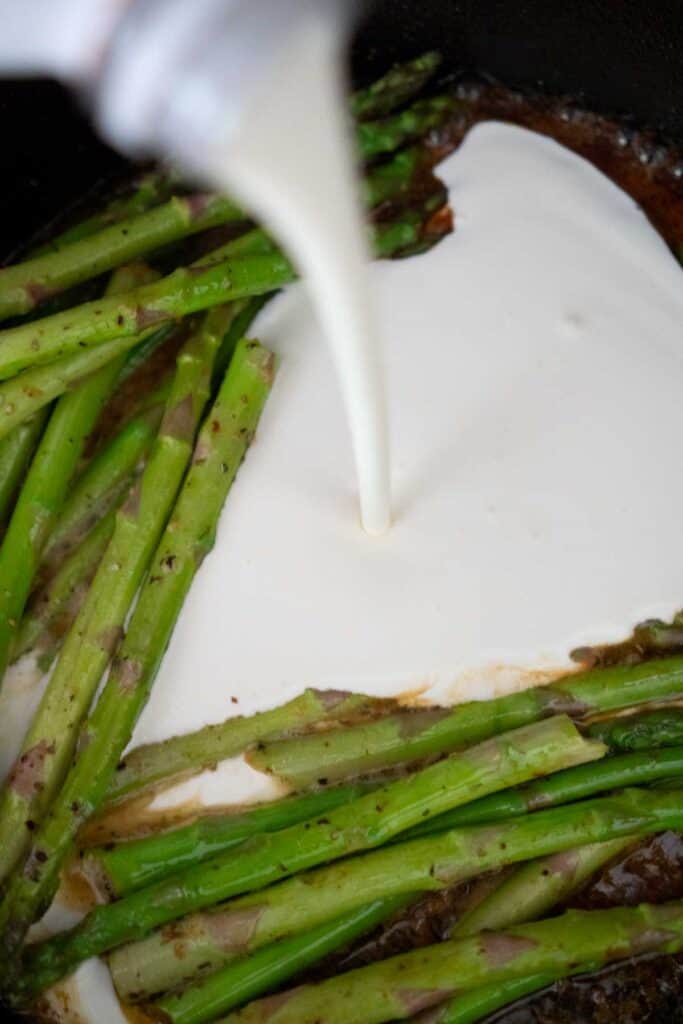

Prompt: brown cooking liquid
xmin=425 ymin=81 xmax=683 ymax=251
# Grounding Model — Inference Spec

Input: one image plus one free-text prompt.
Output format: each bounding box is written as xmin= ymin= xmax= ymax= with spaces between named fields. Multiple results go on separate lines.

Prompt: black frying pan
xmin=1 ymin=0 xmax=682 ymax=1019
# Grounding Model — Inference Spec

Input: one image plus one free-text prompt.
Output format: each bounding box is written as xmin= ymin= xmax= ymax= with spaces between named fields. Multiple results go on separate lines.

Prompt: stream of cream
xmin=4 ymin=122 xmax=683 ymax=1021
xmin=194 ymin=6 xmax=391 ymax=535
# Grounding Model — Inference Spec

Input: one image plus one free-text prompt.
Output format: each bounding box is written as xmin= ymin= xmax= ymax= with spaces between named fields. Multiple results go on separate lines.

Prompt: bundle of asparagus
xmin=0 ymin=52 xmax=681 ymax=1024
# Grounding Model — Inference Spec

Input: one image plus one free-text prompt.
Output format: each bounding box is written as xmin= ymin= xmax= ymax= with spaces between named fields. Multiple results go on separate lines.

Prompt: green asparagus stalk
xmin=12 ymin=377 xmax=174 ymax=664
xmin=107 ymin=785 xmax=678 ymax=1003
xmin=0 ymin=338 xmax=276 ymax=974
xmin=12 ymin=509 xmax=117 ymax=669
xmin=0 ymin=411 xmax=49 ymax=529
xmin=104 ymin=690 xmax=391 ymax=810
xmin=33 ymin=169 xmax=182 ymax=256
xmin=357 ymin=96 xmax=458 ymax=162
xmin=0 ymin=324 xmax=176 ymax=443
xmin=0 ymin=194 xmax=244 ymax=321
xmin=422 ymin=971 xmax=586 ymax=1024
xmin=587 ymin=707 xmax=683 ymax=751
xmin=154 ymin=898 xmax=409 ymax=1024
xmin=0 ymin=305 xmax=235 ymax=889
xmin=115 ymin=321 xmax=183 ymax=391
xmin=425 ymin=842 xmax=634 ymax=1024
xmin=0 ymin=228 xmax=272 ymax=443
xmin=0 ymin=249 xmax=292 ymax=380
xmin=363 ymin=147 xmax=434 ymax=208
xmin=246 ymin=658 xmax=683 ymax=787
xmin=17 ymin=717 xmax=602 ymax=998
xmin=0 ymin=264 xmax=160 ymax=684
xmin=38 ymin=402 xmax=165 ymax=574
xmin=411 ymin=840 xmax=633 ymax=1022
xmin=571 ymin=613 xmax=683 ymax=668
xmin=451 ymin=840 xmax=635 ymax=938
xmin=351 ymin=53 xmax=442 ymax=121
xmin=85 ymin=783 xmax=380 ymax=898
xmin=212 ymin=295 xmax=273 ymax=387
xmin=370 ymin=194 xmax=450 ymax=259
xmin=87 ymin=785 xmax=373 ymax=895
xmin=402 ymin=745 xmax=683 ymax=838
xmin=206 ymin=901 xmax=683 ymax=1024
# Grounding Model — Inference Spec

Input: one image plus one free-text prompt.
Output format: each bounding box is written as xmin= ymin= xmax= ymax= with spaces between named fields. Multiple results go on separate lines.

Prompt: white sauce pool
xmin=3 ymin=121 xmax=683 ymax=1019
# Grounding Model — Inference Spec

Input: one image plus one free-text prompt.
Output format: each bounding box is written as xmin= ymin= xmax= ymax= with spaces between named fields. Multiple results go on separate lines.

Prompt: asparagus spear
xmin=351 ymin=53 xmax=442 ymax=121
xmin=14 ymin=400 xmax=170 ymax=666
xmin=155 ymin=899 xmax=409 ymax=1024
xmin=0 ymin=324 xmax=177 ymax=443
xmin=104 ymin=690 xmax=390 ymax=810
xmin=0 ymin=194 xmax=244 ymax=321
xmin=357 ymin=97 xmax=458 ymax=161
xmin=0 ymin=338 xmax=276 ymax=973
xmin=422 ymin=971 xmax=585 ymax=1024
xmin=246 ymin=657 xmax=683 ymax=787
xmin=38 ymin=401 xmax=165 ymax=574
xmin=363 ymin=147 xmax=435 ymax=208
xmin=12 ymin=509 xmax=117 ymax=670
xmin=0 ymin=263 xmax=160 ymax=685
xmin=425 ymin=842 xmax=634 ymax=1024
xmin=0 ymin=228 xmax=273 ymax=442
xmin=451 ymin=840 xmax=635 ymax=938
xmin=371 ymin=195 xmax=451 ymax=259
xmin=411 ymin=838 xmax=632 ymax=1021
xmin=402 ymin=745 xmax=683 ymax=837
xmin=212 ymin=295 xmax=273 ymax=387
xmin=214 ymin=901 xmax=683 ymax=1024
xmin=572 ymin=612 xmax=683 ymax=668
xmin=85 ymin=783 xmax=379 ymax=897
xmin=0 ymin=305 xmax=235 ymax=888
xmin=32 ymin=169 xmax=182 ymax=256
xmin=0 ymin=247 xmax=291 ymax=380
xmin=9 ymin=372 xmax=178 ymax=665
xmin=13 ymin=718 xmax=601 ymax=998
xmin=587 ymin=707 xmax=683 ymax=751
xmin=0 ymin=411 xmax=49 ymax=529
xmin=108 ymin=785 xmax=678 ymax=1002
